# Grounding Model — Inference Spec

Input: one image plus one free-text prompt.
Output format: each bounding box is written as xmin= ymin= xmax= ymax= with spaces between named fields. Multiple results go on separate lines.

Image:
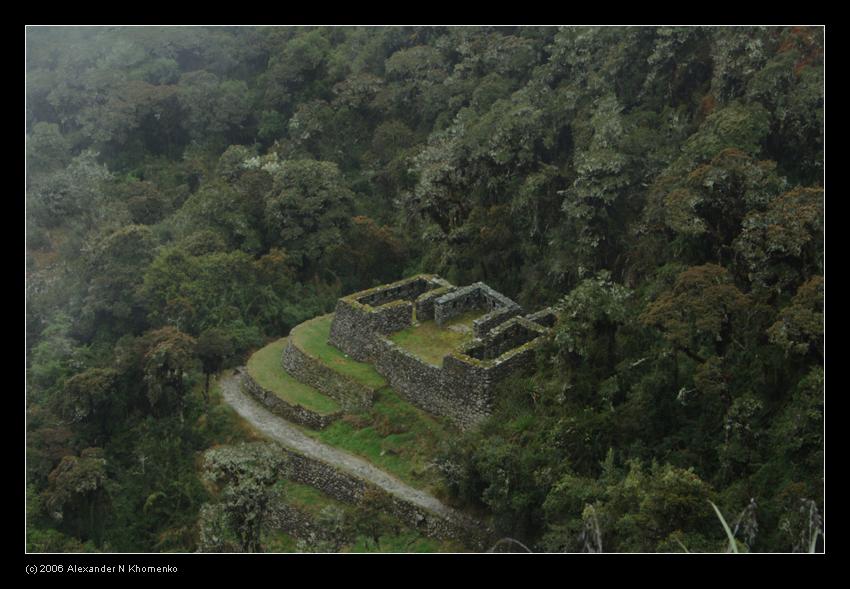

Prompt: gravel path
xmin=220 ymin=371 xmax=464 ymax=521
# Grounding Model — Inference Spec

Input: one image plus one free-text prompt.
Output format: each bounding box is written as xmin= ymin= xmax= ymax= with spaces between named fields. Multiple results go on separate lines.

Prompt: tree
xmin=548 ymin=459 xmax=717 ymax=552
xmin=351 ymin=488 xmax=399 ymax=549
xmin=734 ymin=187 xmax=823 ymax=299
xmin=383 ymin=45 xmax=449 ymax=128
xmin=171 ymin=179 xmax=264 ymax=253
xmin=769 ymin=367 xmax=823 ymax=480
xmin=177 ymin=71 xmax=251 ymax=146
xmin=203 ymin=443 xmax=287 ymax=553
xmin=767 ymin=275 xmax=823 ymax=360
xmin=328 ymin=216 xmax=406 ymax=292
xmin=552 ymin=271 xmax=632 ymax=384
xmin=27 ymin=313 xmax=80 ymax=401
xmin=408 ymin=124 xmax=473 ymax=235
xmin=560 ymin=93 xmax=634 ymax=274
xmin=116 ymin=179 xmax=169 ymax=225
xmin=58 ymin=368 xmax=121 ymax=443
xmin=142 ymin=327 xmax=197 ymax=421
xmin=641 ymin=264 xmax=750 ymax=364
xmin=82 ymin=224 xmax=156 ymax=334
xmin=262 ymin=159 xmax=354 ymax=272
xmin=142 ymin=247 xmax=255 ymax=333
xmin=27 ymin=150 xmax=114 ymax=229
xmin=26 ymin=122 xmax=72 ymax=176
xmin=745 ymin=27 xmax=823 ymax=184
xmin=44 ymin=448 xmax=110 ymax=546
xmin=196 ymin=328 xmax=234 ymax=409
xmin=658 ymin=149 xmax=785 ymax=265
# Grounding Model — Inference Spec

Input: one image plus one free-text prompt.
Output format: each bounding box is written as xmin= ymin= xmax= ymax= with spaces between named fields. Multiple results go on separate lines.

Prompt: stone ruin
xmin=328 ymin=274 xmax=559 ymax=430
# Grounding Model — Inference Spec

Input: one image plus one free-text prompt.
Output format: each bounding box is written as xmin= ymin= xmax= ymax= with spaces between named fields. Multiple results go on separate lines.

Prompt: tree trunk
xmin=204 ymin=372 xmax=211 ymax=414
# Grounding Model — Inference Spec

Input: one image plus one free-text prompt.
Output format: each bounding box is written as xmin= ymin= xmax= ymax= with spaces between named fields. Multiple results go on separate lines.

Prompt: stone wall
xmin=441 ymin=354 xmax=493 ymax=428
xmin=239 ymin=369 xmax=341 ymax=430
xmin=327 ymin=299 xmax=370 ymax=361
xmin=372 ymin=337 xmax=451 ymax=418
xmin=369 ymin=300 xmax=414 ymax=335
xmin=371 ymin=337 xmax=499 ymax=431
xmin=414 ymin=286 xmax=456 ymax=322
xmin=282 ymin=338 xmax=374 ymax=410
xmin=277 ymin=443 xmax=493 ymax=549
xmin=472 ymin=306 xmax=522 ymax=339
xmin=328 ymin=274 xmax=450 ymax=362
xmin=464 ymin=317 xmax=548 ymax=361
xmin=266 ymin=501 xmax=340 ymax=547
xmin=525 ymin=307 xmax=559 ymax=328
xmin=328 ymin=274 xmax=551 ymax=431
xmin=356 ymin=275 xmax=436 ymax=307
xmin=481 ymin=342 xmax=538 ymax=383
xmin=434 ymin=282 xmax=521 ymax=327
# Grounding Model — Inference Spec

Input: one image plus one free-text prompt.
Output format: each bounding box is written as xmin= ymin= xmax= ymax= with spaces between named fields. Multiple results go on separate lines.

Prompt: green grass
xmin=305 ymin=387 xmax=455 ymax=493
xmin=273 ymin=479 xmax=352 ymax=516
xmin=262 ymin=530 xmax=300 ymax=552
xmin=244 ymin=314 xmax=465 ymax=502
xmin=247 ymin=338 xmax=341 ymax=415
xmin=266 ymin=477 xmax=466 ymax=552
xmin=388 ymin=311 xmax=482 ymax=366
xmin=244 ymin=323 xmax=459 ymax=494
xmin=290 ymin=314 xmax=387 ymax=389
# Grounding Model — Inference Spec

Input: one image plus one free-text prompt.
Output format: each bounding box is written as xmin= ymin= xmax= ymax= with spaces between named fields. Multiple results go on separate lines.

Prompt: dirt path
xmin=219 ymin=371 xmax=468 ymax=522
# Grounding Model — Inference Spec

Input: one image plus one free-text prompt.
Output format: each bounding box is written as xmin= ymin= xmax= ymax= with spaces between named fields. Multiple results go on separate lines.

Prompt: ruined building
xmin=327 ymin=274 xmax=558 ymax=430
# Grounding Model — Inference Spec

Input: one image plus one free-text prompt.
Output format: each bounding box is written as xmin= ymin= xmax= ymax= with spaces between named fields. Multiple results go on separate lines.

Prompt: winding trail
xmin=219 ymin=371 xmax=469 ymax=523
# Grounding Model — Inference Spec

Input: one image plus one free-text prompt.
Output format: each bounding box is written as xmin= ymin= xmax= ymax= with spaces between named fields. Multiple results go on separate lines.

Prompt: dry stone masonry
xmin=229 ymin=275 xmax=552 ymax=550
xmin=278 ymin=442 xmax=492 ymax=549
xmin=281 ymin=335 xmax=375 ymax=410
xmin=237 ymin=367 xmax=342 ymax=430
xmin=329 ymin=274 xmax=559 ymax=430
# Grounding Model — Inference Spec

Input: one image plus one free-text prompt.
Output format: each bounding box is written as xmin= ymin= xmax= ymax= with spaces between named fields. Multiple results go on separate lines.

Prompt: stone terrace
xmin=328 ymin=274 xmax=558 ymax=430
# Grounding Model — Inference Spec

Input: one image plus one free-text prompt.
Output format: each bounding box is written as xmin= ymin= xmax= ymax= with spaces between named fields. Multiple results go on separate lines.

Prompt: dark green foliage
xmin=262 ymin=159 xmax=354 ymax=271
xmin=27 ymin=26 xmax=823 ymax=552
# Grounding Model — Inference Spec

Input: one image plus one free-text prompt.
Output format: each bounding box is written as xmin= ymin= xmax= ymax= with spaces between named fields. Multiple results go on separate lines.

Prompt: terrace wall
xmin=372 ymin=337 xmax=451 ymax=418
xmin=238 ymin=369 xmax=341 ymax=430
xmin=282 ymin=338 xmax=374 ymax=410
xmin=278 ymin=443 xmax=493 ymax=549
xmin=266 ymin=502 xmax=342 ymax=547
xmin=328 ymin=275 xmax=551 ymax=431
xmin=327 ymin=299 xmax=374 ymax=362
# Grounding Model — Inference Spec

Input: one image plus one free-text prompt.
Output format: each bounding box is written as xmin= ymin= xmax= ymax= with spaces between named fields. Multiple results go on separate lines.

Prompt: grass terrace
xmin=290 ymin=314 xmax=387 ymax=390
xmin=303 ymin=387 xmax=455 ymax=494
xmin=263 ymin=477 xmax=466 ymax=552
xmin=244 ymin=314 xmax=466 ymax=498
xmin=262 ymin=530 xmax=300 ymax=552
xmin=246 ymin=338 xmax=341 ymax=415
xmin=273 ymin=478 xmax=354 ymax=517
xmin=388 ymin=310 xmax=483 ymax=366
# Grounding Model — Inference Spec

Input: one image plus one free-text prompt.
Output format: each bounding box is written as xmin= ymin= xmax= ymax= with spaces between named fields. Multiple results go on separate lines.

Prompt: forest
xmin=25 ymin=25 xmax=823 ymax=553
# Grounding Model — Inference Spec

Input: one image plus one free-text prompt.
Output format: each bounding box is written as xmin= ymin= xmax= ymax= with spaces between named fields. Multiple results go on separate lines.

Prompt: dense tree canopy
xmin=27 ymin=25 xmax=823 ymax=553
